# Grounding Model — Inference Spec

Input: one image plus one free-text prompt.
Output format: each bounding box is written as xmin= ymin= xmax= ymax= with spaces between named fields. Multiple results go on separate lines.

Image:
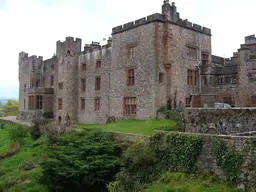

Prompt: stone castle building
xmin=18 ymin=1 xmax=256 ymax=124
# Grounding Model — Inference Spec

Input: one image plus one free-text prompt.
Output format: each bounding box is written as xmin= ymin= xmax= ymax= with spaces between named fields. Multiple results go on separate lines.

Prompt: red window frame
xmin=81 ymin=78 xmax=86 ymax=92
xmin=96 ymin=60 xmax=101 ymax=69
xmin=124 ymin=97 xmax=136 ymax=115
xmin=95 ymin=77 xmax=101 ymax=90
xmin=58 ymin=98 xmax=62 ymax=110
xmin=81 ymin=98 xmax=85 ymax=110
xmin=95 ymin=97 xmax=100 ymax=111
xmin=58 ymin=82 xmax=63 ymax=90
xmin=82 ymin=63 xmax=86 ymax=72
xmin=127 ymin=69 xmax=135 ymax=86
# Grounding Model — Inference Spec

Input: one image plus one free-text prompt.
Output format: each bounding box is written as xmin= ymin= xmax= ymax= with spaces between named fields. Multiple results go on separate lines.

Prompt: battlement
xmin=245 ymin=34 xmax=256 ymax=45
xmin=82 ymin=38 xmax=112 ymax=53
xmin=57 ymin=36 xmax=82 ymax=44
xmin=19 ymin=52 xmax=43 ymax=60
xmin=112 ymin=9 xmax=211 ymax=36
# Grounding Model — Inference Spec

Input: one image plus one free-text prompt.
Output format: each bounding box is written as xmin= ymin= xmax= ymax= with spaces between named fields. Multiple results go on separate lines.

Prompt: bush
xmin=6 ymin=142 xmax=20 ymax=157
xmin=8 ymin=125 xmax=29 ymax=143
xmin=40 ymin=129 xmax=123 ymax=192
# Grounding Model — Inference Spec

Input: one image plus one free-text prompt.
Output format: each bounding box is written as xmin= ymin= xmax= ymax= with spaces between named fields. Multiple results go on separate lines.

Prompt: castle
xmin=18 ymin=1 xmax=256 ymax=124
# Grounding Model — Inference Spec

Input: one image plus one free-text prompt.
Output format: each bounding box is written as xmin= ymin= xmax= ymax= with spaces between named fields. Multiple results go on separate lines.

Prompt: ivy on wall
xmin=150 ymin=132 xmax=203 ymax=172
xmin=212 ymin=139 xmax=244 ymax=184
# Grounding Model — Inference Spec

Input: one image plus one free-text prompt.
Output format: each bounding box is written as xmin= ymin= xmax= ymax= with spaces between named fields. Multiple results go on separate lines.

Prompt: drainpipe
xmin=196 ymin=61 xmax=201 ymax=95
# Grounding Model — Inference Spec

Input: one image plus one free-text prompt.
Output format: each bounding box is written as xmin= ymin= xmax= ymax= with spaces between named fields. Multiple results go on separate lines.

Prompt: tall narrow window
xmin=251 ymin=96 xmax=256 ymax=105
xmin=127 ymin=69 xmax=135 ymax=86
xmin=202 ymin=76 xmax=207 ymax=86
xmin=128 ymin=46 xmax=136 ymax=58
xmin=81 ymin=78 xmax=86 ymax=92
xmin=95 ymin=77 xmax=101 ymax=90
xmin=42 ymin=77 xmax=45 ymax=87
xmin=58 ymin=82 xmax=63 ymax=90
xmin=96 ymin=60 xmax=101 ymax=68
xmin=50 ymin=75 xmax=54 ymax=86
xmin=124 ymin=97 xmax=136 ymax=115
xmin=194 ymin=71 xmax=198 ymax=86
xmin=210 ymin=76 xmax=213 ymax=85
xmin=81 ymin=98 xmax=85 ymax=110
xmin=58 ymin=98 xmax=62 ymax=110
xmin=29 ymin=95 xmax=35 ymax=110
xmin=24 ymin=98 xmax=26 ymax=110
xmin=201 ymin=52 xmax=209 ymax=65
xmin=36 ymin=95 xmax=43 ymax=110
xmin=187 ymin=70 xmax=193 ymax=86
xmin=36 ymin=80 xmax=40 ymax=87
xmin=159 ymin=72 xmax=164 ymax=83
xmin=51 ymin=64 xmax=54 ymax=70
xmin=82 ymin=63 xmax=86 ymax=72
xmin=95 ymin=97 xmax=100 ymax=111
xmin=24 ymin=84 xmax=26 ymax=92
xmin=186 ymin=98 xmax=191 ymax=107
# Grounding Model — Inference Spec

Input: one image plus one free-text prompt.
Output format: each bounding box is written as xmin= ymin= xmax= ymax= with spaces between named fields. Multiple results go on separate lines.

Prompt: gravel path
xmin=0 ymin=116 xmax=32 ymax=126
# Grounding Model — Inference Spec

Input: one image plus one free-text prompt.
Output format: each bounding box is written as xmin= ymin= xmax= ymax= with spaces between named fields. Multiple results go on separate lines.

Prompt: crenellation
xmin=146 ymin=13 xmax=165 ymax=22
xmin=123 ymin=21 xmax=134 ymax=30
xmin=66 ymin=36 xmax=74 ymax=41
xmin=135 ymin=17 xmax=146 ymax=26
xmin=192 ymin=23 xmax=202 ymax=31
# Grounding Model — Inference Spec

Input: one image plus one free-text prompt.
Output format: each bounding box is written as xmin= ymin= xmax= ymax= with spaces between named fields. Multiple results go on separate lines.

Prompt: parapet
xmin=112 ymin=13 xmax=164 ymax=34
xmin=57 ymin=36 xmax=82 ymax=44
xmin=19 ymin=52 xmax=43 ymax=60
xmin=245 ymin=34 xmax=256 ymax=45
xmin=112 ymin=13 xmax=211 ymax=36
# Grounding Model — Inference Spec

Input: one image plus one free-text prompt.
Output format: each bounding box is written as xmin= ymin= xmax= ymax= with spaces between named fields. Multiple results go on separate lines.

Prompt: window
xmin=187 ymin=70 xmax=193 ymax=86
xmin=159 ymin=72 xmax=164 ymax=83
xmin=223 ymin=96 xmax=234 ymax=106
xmin=95 ymin=77 xmax=101 ymax=90
xmin=42 ymin=77 xmax=45 ymax=87
xmin=218 ymin=76 xmax=224 ymax=85
xmin=82 ymin=63 xmax=86 ymax=72
xmin=36 ymin=95 xmax=43 ymax=110
xmin=95 ymin=97 xmax=100 ymax=111
xmin=51 ymin=64 xmax=54 ymax=70
xmin=50 ymin=75 xmax=54 ymax=86
xmin=186 ymin=98 xmax=191 ymax=107
xmin=58 ymin=98 xmax=62 ymax=110
xmin=202 ymin=76 xmax=207 ymax=86
xmin=187 ymin=46 xmax=197 ymax=60
xmin=96 ymin=60 xmax=101 ymax=68
xmin=201 ymin=52 xmax=209 ymax=65
xmin=81 ymin=78 xmax=86 ymax=92
xmin=124 ymin=97 xmax=136 ymax=115
xmin=24 ymin=84 xmax=26 ymax=92
xmin=128 ymin=46 xmax=136 ymax=58
xmin=194 ymin=71 xmax=198 ymax=86
xmin=127 ymin=68 xmax=135 ymax=86
xmin=28 ymin=95 xmax=34 ymax=110
xmin=58 ymin=82 xmax=63 ymax=90
xmin=251 ymin=96 xmax=256 ymax=105
xmin=24 ymin=98 xmax=26 ymax=110
xmin=31 ymin=80 xmax=36 ymax=88
xmin=81 ymin=98 xmax=85 ymax=110
xmin=210 ymin=76 xmax=213 ymax=85
xmin=36 ymin=80 xmax=40 ymax=87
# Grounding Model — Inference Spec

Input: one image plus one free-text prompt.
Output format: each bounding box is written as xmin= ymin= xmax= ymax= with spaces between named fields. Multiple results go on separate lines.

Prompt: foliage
xmin=113 ymin=139 xmax=156 ymax=191
xmin=77 ymin=119 xmax=177 ymax=136
xmin=150 ymin=132 xmax=203 ymax=172
xmin=0 ymin=99 xmax=19 ymax=117
xmin=212 ymin=139 xmax=244 ymax=184
xmin=112 ymin=133 xmax=203 ymax=191
xmin=145 ymin=172 xmax=239 ymax=192
xmin=8 ymin=124 xmax=30 ymax=144
xmin=30 ymin=119 xmax=50 ymax=140
xmin=0 ymin=123 xmax=47 ymax=192
xmin=40 ymin=129 xmax=123 ymax=192
xmin=247 ymin=138 xmax=256 ymax=188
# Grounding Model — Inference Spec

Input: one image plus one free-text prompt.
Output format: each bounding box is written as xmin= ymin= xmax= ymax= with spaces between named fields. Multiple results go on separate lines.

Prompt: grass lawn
xmin=0 ymin=122 xmax=47 ymax=192
xmin=77 ymin=119 xmax=177 ymax=136
xmin=145 ymin=172 xmax=238 ymax=192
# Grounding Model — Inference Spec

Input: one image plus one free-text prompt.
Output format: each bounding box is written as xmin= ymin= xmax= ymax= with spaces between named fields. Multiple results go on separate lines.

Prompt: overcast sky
xmin=0 ymin=0 xmax=255 ymax=98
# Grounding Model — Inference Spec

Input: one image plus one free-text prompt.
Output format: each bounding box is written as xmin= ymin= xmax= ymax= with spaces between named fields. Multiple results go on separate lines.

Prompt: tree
xmin=40 ymin=129 xmax=123 ymax=192
xmin=2 ymin=99 xmax=18 ymax=116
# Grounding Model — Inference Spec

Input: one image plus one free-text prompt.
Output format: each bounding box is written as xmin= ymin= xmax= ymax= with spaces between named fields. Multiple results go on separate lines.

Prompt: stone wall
xmin=185 ymin=108 xmax=256 ymax=135
xmin=111 ymin=130 xmax=256 ymax=189
xmin=18 ymin=111 xmax=44 ymax=122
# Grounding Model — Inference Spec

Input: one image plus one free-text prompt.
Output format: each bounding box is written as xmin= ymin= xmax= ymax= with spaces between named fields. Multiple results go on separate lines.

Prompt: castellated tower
xmin=56 ymin=37 xmax=82 ymax=123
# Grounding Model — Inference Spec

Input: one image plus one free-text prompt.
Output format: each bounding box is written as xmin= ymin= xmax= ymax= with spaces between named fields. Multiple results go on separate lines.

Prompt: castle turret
xmin=56 ymin=37 xmax=82 ymax=123
xmin=162 ymin=1 xmax=178 ymax=22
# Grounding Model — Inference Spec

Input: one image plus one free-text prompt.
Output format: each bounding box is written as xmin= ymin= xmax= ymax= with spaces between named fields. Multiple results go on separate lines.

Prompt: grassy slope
xmin=145 ymin=172 xmax=238 ymax=192
xmin=77 ymin=119 xmax=177 ymax=136
xmin=0 ymin=123 xmax=47 ymax=192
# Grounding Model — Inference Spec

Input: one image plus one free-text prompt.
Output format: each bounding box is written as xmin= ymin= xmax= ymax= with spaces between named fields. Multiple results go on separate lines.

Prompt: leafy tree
xmin=40 ymin=129 xmax=123 ymax=192
xmin=1 ymin=99 xmax=18 ymax=116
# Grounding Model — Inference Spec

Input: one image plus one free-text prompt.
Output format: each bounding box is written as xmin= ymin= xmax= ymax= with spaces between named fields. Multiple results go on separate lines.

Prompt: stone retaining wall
xmin=185 ymin=108 xmax=256 ymax=135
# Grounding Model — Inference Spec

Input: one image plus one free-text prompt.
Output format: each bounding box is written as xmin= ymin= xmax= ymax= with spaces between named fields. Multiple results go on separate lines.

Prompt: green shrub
xmin=6 ymin=142 xmax=20 ymax=157
xmin=8 ymin=125 xmax=29 ymax=143
xmin=40 ymin=129 xmax=123 ymax=192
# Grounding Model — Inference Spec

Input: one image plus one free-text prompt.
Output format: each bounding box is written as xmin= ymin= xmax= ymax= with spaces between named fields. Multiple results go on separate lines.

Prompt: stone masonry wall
xmin=185 ymin=108 xmax=256 ymax=135
xmin=111 ymin=131 xmax=256 ymax=189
